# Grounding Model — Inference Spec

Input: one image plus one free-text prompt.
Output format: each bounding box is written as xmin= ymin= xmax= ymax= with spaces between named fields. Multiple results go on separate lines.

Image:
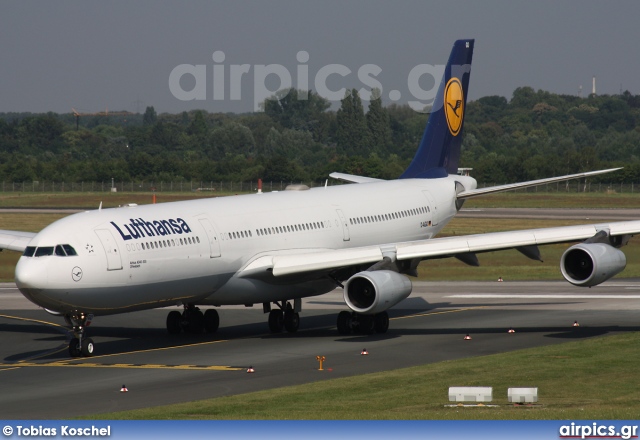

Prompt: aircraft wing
xmin=457 ymin=168 xmax=621 ymax=199
xmin=0 ymin=229 xmax=36 ymax=252
xmin=240 ymin=220 xmax=640 ymax=278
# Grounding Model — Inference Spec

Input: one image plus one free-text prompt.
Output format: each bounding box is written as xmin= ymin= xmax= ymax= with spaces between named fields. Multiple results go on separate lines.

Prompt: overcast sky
xmin=2 ymin=0 xmax=639 ymax=114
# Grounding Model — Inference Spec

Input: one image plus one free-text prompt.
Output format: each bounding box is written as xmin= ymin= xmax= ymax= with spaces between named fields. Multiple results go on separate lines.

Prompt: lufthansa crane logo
xmin=72 ymin=266 xmax=83 ymax=282
xmin=444 ymin=77 xmax=464 ymax=136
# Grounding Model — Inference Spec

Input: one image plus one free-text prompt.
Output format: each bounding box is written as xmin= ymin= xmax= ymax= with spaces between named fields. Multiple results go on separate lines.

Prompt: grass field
xmin=92 ymin=331 xmax=640 ymax=420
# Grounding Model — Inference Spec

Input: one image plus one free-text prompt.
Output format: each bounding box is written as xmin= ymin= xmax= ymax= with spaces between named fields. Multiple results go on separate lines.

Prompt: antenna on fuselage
xmin=99 ymin=201 xmax=102 ymax=211
xmin=325 ymin=179 xmax=328 ymax=188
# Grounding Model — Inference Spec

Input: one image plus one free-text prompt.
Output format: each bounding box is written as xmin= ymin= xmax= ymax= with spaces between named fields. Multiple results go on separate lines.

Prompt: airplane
xmin=2 ymin=39 xmax=639 ymax=358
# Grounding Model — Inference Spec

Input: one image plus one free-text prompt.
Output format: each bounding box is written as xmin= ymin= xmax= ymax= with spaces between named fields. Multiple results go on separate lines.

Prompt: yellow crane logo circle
xmin=444 ymin=78 xmax=464 ymax=136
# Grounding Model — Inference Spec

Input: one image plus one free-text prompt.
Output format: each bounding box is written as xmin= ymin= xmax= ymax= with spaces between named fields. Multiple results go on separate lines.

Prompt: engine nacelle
xmin=560 ymin=243 xmax=626 ymax=287
xmin=343 ymin=270 xmax=412 ymax=315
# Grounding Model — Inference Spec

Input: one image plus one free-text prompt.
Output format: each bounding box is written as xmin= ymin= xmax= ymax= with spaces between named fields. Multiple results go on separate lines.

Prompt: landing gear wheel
xmin=69 ymin=338 xmax=81 ymax=357
xmin=184 ymin=309 xmax=205 ymax=334
xmin=284 ymin=310 xmax=300 ymax=333
xmin=204 ymin=309 xmax=220 ymax=333
xmin=358 ymin=315 xmax=375 ymax=334
xmin=374 ymin=312 xmax=389 ymax=334
xmin=65 ymin=313 xmax=95 ymax=357
xmin=81 ymin=338 xmax=95 ymax=356
xmin=167 ymin=310 xmax=182 ymax=334
xmin=268 ymin=310 xmax=284 ymax=333
xmin=337 ymin=311 xmax=352 ymax=335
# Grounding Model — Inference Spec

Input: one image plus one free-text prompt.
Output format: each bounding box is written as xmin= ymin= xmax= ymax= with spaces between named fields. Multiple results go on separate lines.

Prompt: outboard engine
xmin=560 ymin=243 xmax=626 ymax=287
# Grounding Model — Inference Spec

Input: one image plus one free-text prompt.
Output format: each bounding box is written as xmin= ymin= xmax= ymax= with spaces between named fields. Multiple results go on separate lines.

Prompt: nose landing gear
xmin=65 ymin=312 xmax=95 ymax=357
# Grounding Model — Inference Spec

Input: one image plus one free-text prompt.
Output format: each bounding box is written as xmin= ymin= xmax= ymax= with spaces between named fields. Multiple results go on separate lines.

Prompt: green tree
xmin=263 ymin=88 xmax=331 ymax=137
xmin=336 ymin=89 xmax=370 ymax=156
xmin=142 ymin=106 xmax=157 ymax=126
xmin=366 ymin=88 xmax=392 ymax=156
xmin=209 ymin=122 xmax=256 ymax=160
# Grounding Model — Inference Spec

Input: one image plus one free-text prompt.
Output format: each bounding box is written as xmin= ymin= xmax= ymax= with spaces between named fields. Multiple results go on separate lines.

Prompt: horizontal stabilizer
xmin=457 ymin=168 xmax=622 ymax=199
xmin=329 ymin=172 xmax=385 ymax=184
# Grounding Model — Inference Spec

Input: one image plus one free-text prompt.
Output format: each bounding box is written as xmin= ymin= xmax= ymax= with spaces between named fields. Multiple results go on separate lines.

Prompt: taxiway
xmin=2 ymin=280 xmax=640 ymax=418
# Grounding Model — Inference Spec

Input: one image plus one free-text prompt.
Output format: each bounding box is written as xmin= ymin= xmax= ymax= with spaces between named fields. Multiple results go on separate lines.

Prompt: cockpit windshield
xmin=23 ymin=244 xmax=78 ymax=258
xmin=34 ymin=247 xmax=54 ymax=257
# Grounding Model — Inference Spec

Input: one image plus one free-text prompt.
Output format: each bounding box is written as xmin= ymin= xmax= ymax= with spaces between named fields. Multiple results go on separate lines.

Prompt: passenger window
xmin=23 ymin=246 xmax=36 ymax=257
xmin=55 ymin=245 xmax=67 ymax=256
xmin=35 ymin=247 xmax=54 ymax=257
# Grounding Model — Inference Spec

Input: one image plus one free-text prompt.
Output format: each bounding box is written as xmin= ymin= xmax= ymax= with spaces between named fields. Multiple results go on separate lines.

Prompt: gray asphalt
xmin=2 ymin=280 xmax=640 ymax=419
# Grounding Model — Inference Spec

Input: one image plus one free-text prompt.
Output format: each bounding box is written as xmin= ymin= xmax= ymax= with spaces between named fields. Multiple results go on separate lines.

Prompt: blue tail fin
xmin=400 ymin=39 xmax=474 ymax=179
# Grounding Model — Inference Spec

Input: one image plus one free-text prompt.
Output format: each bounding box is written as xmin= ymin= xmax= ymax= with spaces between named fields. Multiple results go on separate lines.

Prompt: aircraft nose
xmin=15 ymin=257 xmax=46 ymax=290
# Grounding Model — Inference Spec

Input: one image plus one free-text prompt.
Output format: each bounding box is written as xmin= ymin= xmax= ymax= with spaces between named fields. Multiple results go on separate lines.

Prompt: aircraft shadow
xmin=4 ymin=309 xmax=639 ymax=362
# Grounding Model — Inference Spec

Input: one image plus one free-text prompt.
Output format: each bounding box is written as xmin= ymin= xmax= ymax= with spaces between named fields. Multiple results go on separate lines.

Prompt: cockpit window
xmin=34 ymin=247 xmax=54 ymax=257
xmin=23 ymin=245 xmax=77 ymax=257
xmin=62 ymin=244 xmax=77 ymax=256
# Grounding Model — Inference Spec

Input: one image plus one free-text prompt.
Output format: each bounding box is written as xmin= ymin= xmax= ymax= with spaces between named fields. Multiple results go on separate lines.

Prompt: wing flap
xmin=0 ymin=230 xmax=36 ymax=252
xmin=273 ymin=247 xmax=383 ymax=276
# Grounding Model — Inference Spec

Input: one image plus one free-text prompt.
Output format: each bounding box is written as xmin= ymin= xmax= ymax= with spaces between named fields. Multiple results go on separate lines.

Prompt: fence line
xmin=1 ymin=181 xmax=637 ymax=193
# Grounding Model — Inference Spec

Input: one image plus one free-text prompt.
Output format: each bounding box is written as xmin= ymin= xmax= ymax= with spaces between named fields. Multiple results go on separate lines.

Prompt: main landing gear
xmin=336 ymin=311 xmax=389 ymax=335
xmin=264 ymin=300 xmax=300 ymax=333
xmin=65 ymin=312 xmax=95 ymax=357
xmin=166 ymin=305 xmax=220 ymax=335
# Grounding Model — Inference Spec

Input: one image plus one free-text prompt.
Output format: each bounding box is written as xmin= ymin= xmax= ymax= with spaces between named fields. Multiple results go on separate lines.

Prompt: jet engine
xmin=343 ymin=270 xmax=412 ymax=315
xmin=560 ymin=243 xmax=626 ymax=287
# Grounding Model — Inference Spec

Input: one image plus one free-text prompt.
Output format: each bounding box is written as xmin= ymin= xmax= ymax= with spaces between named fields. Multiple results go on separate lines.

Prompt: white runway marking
xmin=447 ymin=294 xmax=640 ymax=299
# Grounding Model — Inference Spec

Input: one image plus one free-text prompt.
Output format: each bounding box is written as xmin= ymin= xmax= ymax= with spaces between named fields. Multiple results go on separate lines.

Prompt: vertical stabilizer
xmin=400 ymin=39 xmax=474 ymax=179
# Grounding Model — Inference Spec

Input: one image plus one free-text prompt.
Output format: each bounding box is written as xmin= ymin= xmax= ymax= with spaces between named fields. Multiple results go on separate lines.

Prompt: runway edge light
xmin=573 ymin=320 xmax=580 ymax=327
xmin=361 ymin=348 xmax=368 ymax=355
xmin=120 ymin=385 xmax=128 ymax=393
xmin=247 ymin=366 xmax=255 ymax=373
xmin=508 ymin=328 xmax=515 ymax=333
xmin=464 ymin=334 xmax=472 ymax=340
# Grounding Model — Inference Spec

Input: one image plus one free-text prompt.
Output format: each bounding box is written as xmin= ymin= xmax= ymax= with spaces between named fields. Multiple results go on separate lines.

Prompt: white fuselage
xmin=15 ymin=175 xmax=476 ymax=315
